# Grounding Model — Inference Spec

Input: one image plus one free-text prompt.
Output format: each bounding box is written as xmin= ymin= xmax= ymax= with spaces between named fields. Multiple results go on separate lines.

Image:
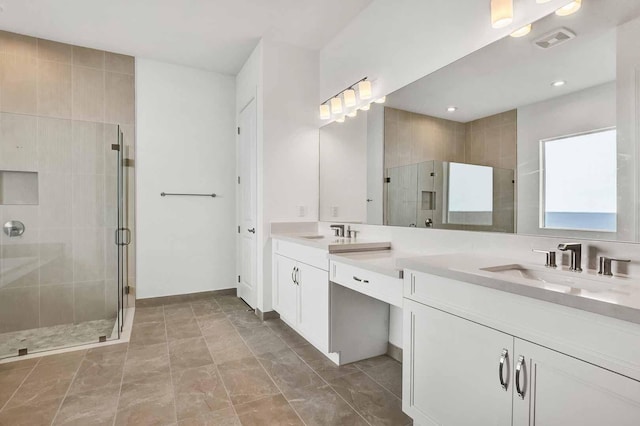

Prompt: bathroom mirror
xmin=319 ymin=0 xmax=640 ymax=243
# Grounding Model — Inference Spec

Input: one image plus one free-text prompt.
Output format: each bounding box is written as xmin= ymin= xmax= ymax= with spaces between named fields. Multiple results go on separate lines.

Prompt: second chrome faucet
xmin=557 ymin=243 xmax=582 ymax=272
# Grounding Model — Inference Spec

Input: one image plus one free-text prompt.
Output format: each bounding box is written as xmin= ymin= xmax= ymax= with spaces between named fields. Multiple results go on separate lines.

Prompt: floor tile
xmin=67 ymin=347 xmax=126 ymax=395
xmin=0 ymin=367 xmax=33 ymax=408
xmin=115 ymin=371 xmax=176 ymax=426
xmin=214 ymin=296 xmax=249 ymax=313
xmin=237 ymin=326 xmax=288 ymax=356
xmin=217 ymin=357 xmax=280 ymax=406
xmin=134 ymin=306 xmax=165 ymax=324
xmin=257 ymin=348 xmax=324 ymax=397
xmin=190 ymin=301 xmax=222 ymax=317
xmin=198 ymin=317 xmax=235 ymax=337
xmin=225 ymin=310 xmax=262 ymax=329
xmin=5 ymin=358 xmax=78 ymax=409
xmin=168 ymin=337 xmax=213 ymax=372
xmin=328 ymin=371 xmax=411 ymax=426
xmin=235 ymin=394 xmax=303 ymax=426
xmin=129 ymin=321 xmax=167 ymax=347
xmin=287 ymin=383 xmax=369 ymax=426
xmin=122 ymin=343 xmax=170 ymax=384
xmin=166 ymin=317 xmax=202 ymax=341
xmin=164 ymin=304 xmax=195 ymax=321
xmin=0 ymin=395 xmax=63 ymax=426
xmin=265 ymin=319 xmax=310 ymax=349
xmin=53 ymin=384 xmax=120 ymax=425
xmin=172 ymin=364 xmax=231 ymax=421
xmin=206 ymin=334 xmax=254 ymax=365
xmin=177 ymin=407 xmax=240 ymax=425
xmin=355 ymin=355 xmax=403 ymax=398
xmin=291 ymin=344 xmax=360 ymax=381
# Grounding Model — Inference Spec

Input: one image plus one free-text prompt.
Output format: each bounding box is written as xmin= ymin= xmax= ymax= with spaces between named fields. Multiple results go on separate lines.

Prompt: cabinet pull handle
xmin=295 ymin=267 xmax=300 ymax=285
xmin=292 ymin=267 xmax=296 ymax=285
xmin=353 ymin=276 xmax=369 ymax=283
xmin=499 ymin=349 xmax=509 ymax=391
xmin=515 ymin=356 xmax=525 ymax=399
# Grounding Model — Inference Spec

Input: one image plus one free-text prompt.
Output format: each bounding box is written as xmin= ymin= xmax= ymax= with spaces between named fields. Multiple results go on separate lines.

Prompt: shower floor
xmin=0 ymin=318 xmax=118 ymax=360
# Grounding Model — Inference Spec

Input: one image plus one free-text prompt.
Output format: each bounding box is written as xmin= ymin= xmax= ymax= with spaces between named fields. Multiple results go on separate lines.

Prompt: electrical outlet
xmin=331 ymin=206 xmax=339 ymax=217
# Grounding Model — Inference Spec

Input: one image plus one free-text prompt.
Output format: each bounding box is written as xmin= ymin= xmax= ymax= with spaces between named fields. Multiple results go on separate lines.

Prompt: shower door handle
xmin=115 ymin=228 xmax=132 ymax=246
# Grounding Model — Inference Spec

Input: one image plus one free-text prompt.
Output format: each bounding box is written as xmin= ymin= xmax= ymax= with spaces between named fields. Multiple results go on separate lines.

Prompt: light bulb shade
xmin=336 ymin=116 xmax=345 ymax=123
xmin=536 ymin=0 xmax=552 ymax=3
xmin=555 ymin=0 xmax=581 ymax=16
xmin=330 ymin=97 xmax=343 ymax=114
xmin=319 ymin=104 xmax=331 ymax=120
xmin=343 ymin=89 xmax=357 ymax=107
xmin=361 ymin=104 xmax=371 ymax=111
xmin=375 ymin=96 xmax=386 ymax=104
xmin=358 ymin=80 xmax=372 ymax=100
xmin=510 ymin=24 xmax=532 ymax=38
xmin=491 ymin=0 xmax=513 ymax=29
xmin=347 ymin=110 xmax=358 ymax=118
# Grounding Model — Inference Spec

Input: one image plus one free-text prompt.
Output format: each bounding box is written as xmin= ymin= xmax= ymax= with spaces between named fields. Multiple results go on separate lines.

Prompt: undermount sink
xmin=480 ymin=264 xmax=619 ymax=293
xmin=300 ymin=235 xmax=327 ymax=240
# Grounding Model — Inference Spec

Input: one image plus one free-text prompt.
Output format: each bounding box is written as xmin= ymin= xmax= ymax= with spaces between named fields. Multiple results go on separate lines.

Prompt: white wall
xmin=320 ymin=112 xmax=368 ymax=222
xmin=136 ymin=58 xmax=236 ymax=299
xmin=236 ymin=40 xmax=320 ymax=313
xmin=517 ymin=83 xmax=617 ymax=240
xmin=319 ymin=0 xmax=569 ymax=102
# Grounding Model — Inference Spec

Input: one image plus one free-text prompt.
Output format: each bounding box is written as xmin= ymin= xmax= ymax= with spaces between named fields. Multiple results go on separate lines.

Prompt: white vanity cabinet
xmin=272 ymin=240 xmax=330 ymax=353
xmin=403 ymin=271 xmax=640 ymax=426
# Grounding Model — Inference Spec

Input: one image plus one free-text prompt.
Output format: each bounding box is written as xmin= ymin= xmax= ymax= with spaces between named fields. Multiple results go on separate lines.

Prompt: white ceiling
xmin=0 ymin=0 xmax=372 ymax=75
xmin=387 ymin=0 xmax=640 ymax=123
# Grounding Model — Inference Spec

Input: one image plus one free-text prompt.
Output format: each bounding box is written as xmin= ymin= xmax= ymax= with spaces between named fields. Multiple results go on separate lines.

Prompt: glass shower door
xmin=114 ymin=126 xmax=129 ymax=333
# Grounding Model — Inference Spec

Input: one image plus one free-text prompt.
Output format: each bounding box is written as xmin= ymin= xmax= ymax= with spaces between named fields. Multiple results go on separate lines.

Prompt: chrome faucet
xmin=330 ymin=224 xmax=345 ymax=237
xmin=598 ymin=256 xmax=630 ymax=276
xmin=557 ymin=243 xmax=582 ymax=272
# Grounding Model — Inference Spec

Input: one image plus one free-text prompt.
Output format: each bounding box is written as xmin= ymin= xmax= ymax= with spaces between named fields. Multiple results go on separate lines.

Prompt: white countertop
xmin=398 ymin=253 xmax=640 ymax=325
xmin=271 ymin=233 xmax=391 ymax=253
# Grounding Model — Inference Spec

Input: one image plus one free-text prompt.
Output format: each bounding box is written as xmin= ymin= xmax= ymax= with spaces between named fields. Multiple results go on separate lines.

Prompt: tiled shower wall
xmin=0 ymin=30 xmax=135 ymax=333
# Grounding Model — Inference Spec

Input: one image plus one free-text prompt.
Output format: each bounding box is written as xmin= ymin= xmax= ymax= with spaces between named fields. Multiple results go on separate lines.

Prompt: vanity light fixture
xmin=491 ymin=0 xmax=513 ymax=29
xmin=336 ymin=116 xmax=346 ymax=123
xmin=358 ymin=80 xmax=372 ymax=100
xmin=555 ymin=0 xmax=581 ymax=16
xmin=319 ymin=104 xmax=331 ymax=120
xmin=343 ymin=89 xmax=357 ymax=107
xmin=319 ymin=77 xmax=372 ymax=120
xmin=330 ymin=96 xmax=343 ymax=114
xmin=447 ymin=106 xmax=458 ymax=112
xmin=361 ymin=104 xmax=371 ymax=111
xmin=375 ymin=96 xmax=386 ymax=104
xmin=551 ymin=80 xmax=566 ymax=87
xmin=536 ymin=0 xmax=552 ymax=3
xmin=510 ymin=24 xmax=532 ymax=38
xmin=347 ymin=110 xmax=358 ymax=118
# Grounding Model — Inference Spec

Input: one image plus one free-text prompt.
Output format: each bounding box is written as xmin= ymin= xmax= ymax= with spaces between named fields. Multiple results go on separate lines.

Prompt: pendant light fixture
xmin=343 ymin=89 xmax=357 ymax=107
xmin=347 ymin=110 xmax=358 ymax=118
xmin=555 ymin=0 xmax=581 ymax=16
xmin=336 ymin=116 xmax=345 ymax=123
xmin=491 ymin=0 xmax=513 ymax=29
xmin=319 ymin=104 xmax=331 ymax=120
xmin=375 ymin=96 xmax=386 ymax=104
xmin=358 ymin=80 xmax=372 ymax=100
xmin=361 ymin=104 xmax=371 ymax=111
xmin=330 ymin=96 xmax=343 ymax=115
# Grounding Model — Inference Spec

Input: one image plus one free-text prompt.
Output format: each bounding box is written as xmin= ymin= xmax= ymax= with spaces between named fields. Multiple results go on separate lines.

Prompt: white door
xmin=513 ymin=338 xmax=640 ymax=426
xmin=403 ymin=300 xmax=513 ymax=426
xmin=273 ymin=255 xmax=298 ymax=325
xmin=297 ymin=263 xmax=329 ymax=351
xmin=237 ymin=99 xmax=257 ymax=308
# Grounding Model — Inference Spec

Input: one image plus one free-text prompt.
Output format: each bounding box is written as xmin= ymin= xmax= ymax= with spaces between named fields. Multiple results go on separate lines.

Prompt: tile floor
xmin=0 ymin=292 xmax=412 ymax=425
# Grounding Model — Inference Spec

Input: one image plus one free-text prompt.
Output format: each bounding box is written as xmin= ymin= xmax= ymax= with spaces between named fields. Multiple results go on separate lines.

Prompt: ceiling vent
xmin=533 ymin=27 xmax=576 ymax=49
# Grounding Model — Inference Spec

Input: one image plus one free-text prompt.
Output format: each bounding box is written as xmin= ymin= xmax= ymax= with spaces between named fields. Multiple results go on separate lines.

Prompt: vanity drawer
xmin=273 ymin=239 xmax=328 ymax=271
xmin=330 ymin=261 xmax=403 ymax=307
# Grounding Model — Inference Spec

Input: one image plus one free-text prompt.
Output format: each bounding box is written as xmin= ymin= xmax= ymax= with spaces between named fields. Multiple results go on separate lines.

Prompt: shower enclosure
xmin=0 ymin=115 xmax=131 ymax=359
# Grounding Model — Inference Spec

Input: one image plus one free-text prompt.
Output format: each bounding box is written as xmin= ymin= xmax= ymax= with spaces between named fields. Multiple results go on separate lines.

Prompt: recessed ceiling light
xmin=551 ymin=80 xmax=566 ymax=87
xmin=555 ymin=0 xmax=581 ymax=16
xmin=510 ymin=24 xmax=532 ymax=38
xmin=447 ymin=106 xmax=458 ymax=112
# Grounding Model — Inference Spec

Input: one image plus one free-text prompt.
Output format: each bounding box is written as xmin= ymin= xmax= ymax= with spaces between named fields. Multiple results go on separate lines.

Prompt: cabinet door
xmin=403 ymin=300 xmax=513 ymax=426
xmin=297 ymin=263 xmax=329 ymax=351
xmin=513 ymin=339 xmax=640 ymax=426
xmin=273 ymin=255 xmax=298 ymax=325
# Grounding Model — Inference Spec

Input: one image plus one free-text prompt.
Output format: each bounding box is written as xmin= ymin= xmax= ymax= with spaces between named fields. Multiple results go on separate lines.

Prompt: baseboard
xmin=387 ymin=342 xmax=403 ymax=363
xmin=136 ymin=288 xmax=237 ymax=307
xmin=256 ymin=309 xmax=280 ymax=321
